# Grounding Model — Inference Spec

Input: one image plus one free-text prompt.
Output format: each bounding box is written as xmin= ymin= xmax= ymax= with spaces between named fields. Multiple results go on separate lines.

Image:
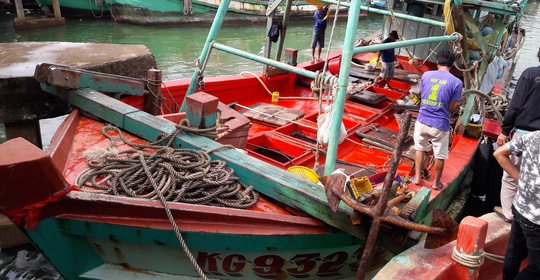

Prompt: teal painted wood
xmin=27 ymin=219 xmax=104 ymax=280
xmin=184 ymin=0 xmax=232 ymax=112
xmin=411 ymin=187 xmax=431 ymax=222
xmin=35 ymin=0 xmax=105 ymax=11
xmin=353 ymin=35 xmax=460 ymax=55
xmin=31 ymin=217 xmax=362 ymax=279
xmin=424 ymin=155 xmax=475 ymax=216
xmin=324 ymin=0 xmax=362 ymax=176
xmin=186 ymin=111 xmax=217 ymax=128
xmin=107 ymin=0 xmax=212 ymax=14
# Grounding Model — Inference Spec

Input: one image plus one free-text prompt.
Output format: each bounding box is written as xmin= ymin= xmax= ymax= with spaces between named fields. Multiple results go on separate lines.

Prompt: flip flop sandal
xmin=432 ymin=182 xmax=444 ymax=191
xmin=410 ymin=176 xmax=421 ymax=186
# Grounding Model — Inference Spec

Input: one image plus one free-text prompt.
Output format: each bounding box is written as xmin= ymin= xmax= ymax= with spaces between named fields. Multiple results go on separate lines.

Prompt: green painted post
xmin=181 ymin=0 xmax=231 ymax=112
xmin=212 ymin=43 xmax=318 ymax=79
xmin=353 ymin=35 xmax=459 ymax=55
xmin=323 ymin=0 xmax=361 ymax=176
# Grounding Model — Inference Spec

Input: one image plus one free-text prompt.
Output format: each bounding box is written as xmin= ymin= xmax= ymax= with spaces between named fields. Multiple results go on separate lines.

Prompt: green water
xmin=2 ymin=14 xmax=385 ymax=80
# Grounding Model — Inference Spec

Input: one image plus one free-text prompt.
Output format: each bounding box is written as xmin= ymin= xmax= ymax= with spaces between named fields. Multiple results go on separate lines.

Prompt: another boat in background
xmin=35 ymin=0 xmax=110 ymax=19
xmin=105 ymin=0 xmax=345 ymax=25
xmin=34 ymin=0 xmax=331 ymax=25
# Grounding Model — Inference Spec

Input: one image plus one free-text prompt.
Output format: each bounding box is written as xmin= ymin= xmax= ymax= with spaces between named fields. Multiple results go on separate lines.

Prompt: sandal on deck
xmin=432 ymin=182 xmax=444 ymax=191
xmin=410 ymin=176 xmax=421 ymax=186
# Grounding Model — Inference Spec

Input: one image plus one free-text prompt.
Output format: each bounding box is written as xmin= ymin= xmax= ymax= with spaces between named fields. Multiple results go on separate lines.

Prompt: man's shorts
xmin=379 ymin=62 xmax=395 ymax=79
xmin=413 ymin=121 xmax=449 ymax=159
xmin=311 ymin=29 xmax=325 ymax=48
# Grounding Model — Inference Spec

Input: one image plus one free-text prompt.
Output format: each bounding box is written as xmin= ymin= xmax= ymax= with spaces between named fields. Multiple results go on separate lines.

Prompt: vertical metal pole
xmin=323 ymin=0 xmax=361 ymax=176
xmin=181 ymin=0 xmax=231 ymax=112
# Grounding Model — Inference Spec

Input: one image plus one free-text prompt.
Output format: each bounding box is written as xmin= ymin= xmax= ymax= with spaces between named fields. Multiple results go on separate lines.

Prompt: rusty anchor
xmin=321 ymin=112 xmax=458 ymax=279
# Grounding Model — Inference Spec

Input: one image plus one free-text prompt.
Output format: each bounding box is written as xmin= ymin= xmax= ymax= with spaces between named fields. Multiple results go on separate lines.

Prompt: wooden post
xmin=454 ymin=216 xmax=489 ymax=279
xmin=185 ymin=92 xmax=218 ymax=128
xmin=15 ymin=0 xmax=26 ymax=21
xmin=52 ymin=0 xmax=62 ymax=18
xmin=144 ymin=69 xmax=163 ymax=116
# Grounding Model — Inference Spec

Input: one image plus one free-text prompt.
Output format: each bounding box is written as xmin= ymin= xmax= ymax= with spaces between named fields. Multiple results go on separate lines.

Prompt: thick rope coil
xmin=77 ymin=124 xmax=256 ymax=208
xmin=452 ymin=247 xmax=485 ymax=268
xmin=76 ymin=123 xmax=260 ymax=280
xmin=462 ymin=89 xmax=504 ymax=126
xmin=452 ymin=246 xmax=505 ymax=268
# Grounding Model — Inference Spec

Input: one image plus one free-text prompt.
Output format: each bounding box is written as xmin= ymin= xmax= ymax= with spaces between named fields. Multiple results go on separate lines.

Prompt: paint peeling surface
xmin=0 ymin=42 xmax=152 ymax=78
xmin=374 ymin=213 xmax=511 ymax=280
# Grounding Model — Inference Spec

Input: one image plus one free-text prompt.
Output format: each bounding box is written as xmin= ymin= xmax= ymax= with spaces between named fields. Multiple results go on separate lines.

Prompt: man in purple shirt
xmin=412 ymin=50 xmax=463 ymax=190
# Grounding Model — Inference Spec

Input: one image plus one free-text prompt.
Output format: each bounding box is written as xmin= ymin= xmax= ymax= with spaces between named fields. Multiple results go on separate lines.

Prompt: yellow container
xmin=271 ymin=91 xmax=279 ymax=102
xmin=287 ymin=166 xmax=319 ymax=183
xmin=347 ymin=177 xmax=373 ymax=199
xmin=465 ymin=122 xmax=483 ymax=139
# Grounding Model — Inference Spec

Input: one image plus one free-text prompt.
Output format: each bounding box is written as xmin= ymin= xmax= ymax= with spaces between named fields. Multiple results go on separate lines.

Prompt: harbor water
xmin=1 ymin=1 xmax=540 ymax=279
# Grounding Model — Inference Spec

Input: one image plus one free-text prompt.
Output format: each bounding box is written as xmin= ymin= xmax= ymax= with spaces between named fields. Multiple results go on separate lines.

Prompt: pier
xmin=0 ymin=42 xmax=157 ymax=148
xmin=13 ymin=0 xmax=65 ymax=29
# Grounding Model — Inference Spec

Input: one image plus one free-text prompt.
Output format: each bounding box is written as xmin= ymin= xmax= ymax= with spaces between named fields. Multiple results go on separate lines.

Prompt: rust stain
xmin=92 ymin=243 xmax=105 ymax=256
xmin=114 ymin=246 xmax=124 ymax=262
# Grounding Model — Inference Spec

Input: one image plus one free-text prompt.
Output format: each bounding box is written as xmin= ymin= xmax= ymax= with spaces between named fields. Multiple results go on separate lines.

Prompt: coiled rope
xmin=452 ymin=246 xmax=505 ymax=268
xmin=462 ymin=89 xmax=505 ymax=126
xmin=76 ymin=122 xmax=259 ymax=279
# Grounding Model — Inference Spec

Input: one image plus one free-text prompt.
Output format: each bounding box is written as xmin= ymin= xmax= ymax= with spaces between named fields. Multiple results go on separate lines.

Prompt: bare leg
xmin=311 ymin=48 xmax=315 ymax=62
xmin=414 ymin=150 xmax=425 ymax=184
xmin=317 ymin=47 xmax=322 ymax=60
xmin=432 ymin=158 xmax=444 ymax=189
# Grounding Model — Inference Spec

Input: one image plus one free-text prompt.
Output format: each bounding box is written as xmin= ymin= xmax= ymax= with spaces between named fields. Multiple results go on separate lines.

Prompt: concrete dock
xmin=0 ymin=41 xmax=157 ymax=147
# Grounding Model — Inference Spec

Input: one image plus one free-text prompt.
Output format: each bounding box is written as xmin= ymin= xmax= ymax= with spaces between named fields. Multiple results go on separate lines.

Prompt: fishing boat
xmin=33 ymin=0 xmax=321 ymax=24
xmin=104 ymin=0 xmax=357 ymax=26
xmin=0 ymin=0 xmax=526 ymax=279
xmin=374 ymin=213 xmax=512 ymax=280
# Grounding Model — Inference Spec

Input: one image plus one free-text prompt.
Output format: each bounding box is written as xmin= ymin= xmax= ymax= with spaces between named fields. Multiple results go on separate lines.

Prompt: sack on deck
xmin=317 ymin=109 xmax=347 ymax=146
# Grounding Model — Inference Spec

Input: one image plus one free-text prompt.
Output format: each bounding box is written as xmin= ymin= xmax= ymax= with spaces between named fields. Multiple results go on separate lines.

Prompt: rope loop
xmin=452 ymin=246 xmax=485 ymax=268
xmin=311 ymin=70 xmax=324 ymax=95
xmin=452 ymin=246 xmax=505 ymax=268
xmin=450 ymin=32 xmax=463 ymax=44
